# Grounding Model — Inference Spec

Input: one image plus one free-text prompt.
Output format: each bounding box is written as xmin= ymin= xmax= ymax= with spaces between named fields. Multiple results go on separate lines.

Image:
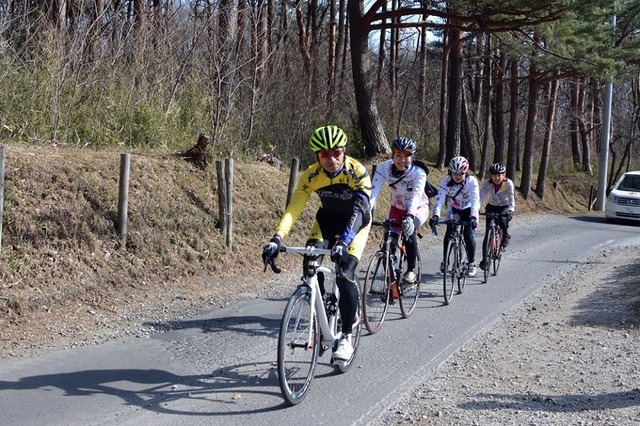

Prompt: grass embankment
xmin=0 ymin=144 xmax=597 ymax=325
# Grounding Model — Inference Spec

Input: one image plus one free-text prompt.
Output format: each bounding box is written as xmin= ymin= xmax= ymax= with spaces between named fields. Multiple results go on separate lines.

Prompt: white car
xmin=605 ymin=171 xmax=640 ymax=223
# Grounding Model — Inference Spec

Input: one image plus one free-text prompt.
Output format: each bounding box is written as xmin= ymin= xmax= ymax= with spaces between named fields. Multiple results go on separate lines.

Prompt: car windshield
xmin=617 ymin=174 xmax=640 ymax=192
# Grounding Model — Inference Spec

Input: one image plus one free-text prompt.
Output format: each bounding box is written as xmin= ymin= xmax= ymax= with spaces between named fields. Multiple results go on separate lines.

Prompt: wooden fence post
xmin=216 ymin=160 xmax=227 ymax=242
xmin=286 ymin=158 xmax=299 ymax=208
xmin=117 ymin=153 xmax=131 ymax=241
xmin=225 ymin=158 xmax=234 ymax=249
xmin=0 ymin=146 xmax=5 ymax=252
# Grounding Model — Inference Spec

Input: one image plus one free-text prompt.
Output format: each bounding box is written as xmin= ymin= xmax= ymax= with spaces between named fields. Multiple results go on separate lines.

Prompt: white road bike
xmin=264 ymin=245 xmax=363 ymax=406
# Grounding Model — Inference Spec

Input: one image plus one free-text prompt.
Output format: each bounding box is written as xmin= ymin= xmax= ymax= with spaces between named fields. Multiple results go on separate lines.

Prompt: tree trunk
xmin=479 ymin=36 xmax=492 ymax=178
xmin=506 ymin=57 xmax=519 ymax=181
xmin=520 ymin=62 xmax=540 ymax=199
xmin=438 ymin=29 xmax=449 ymax=168
xmin=535 ymin=74 xmax=559 ymax=198
xmin=419 ymin=25 xmax=428 ymax=120
xmin=445 ymin=25 xmax=464 ymax=163
xmin=461 ymin=86 xmax=475 ymax=169
xmin=348 ymin=0 xmax=388 ymax=156
xmin=577 ymin=80 xmax=593 ymax=174
xmin=494 ymin=50 xmax=507 ymax=165
xmin=569 ymin=79 xmax=581 ymax=166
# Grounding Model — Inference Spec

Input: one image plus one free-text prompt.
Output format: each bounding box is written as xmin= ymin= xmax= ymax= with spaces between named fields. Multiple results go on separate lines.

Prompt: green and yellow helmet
xmin=309 ymin=125 xmax=348 ymax=152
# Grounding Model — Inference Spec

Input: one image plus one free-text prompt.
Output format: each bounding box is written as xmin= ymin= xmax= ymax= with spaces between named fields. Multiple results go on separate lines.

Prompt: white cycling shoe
xmin=333 ymin=334 xmax=353 ymax=361
xmin=467 ymin=263 xmax=477 ymax=277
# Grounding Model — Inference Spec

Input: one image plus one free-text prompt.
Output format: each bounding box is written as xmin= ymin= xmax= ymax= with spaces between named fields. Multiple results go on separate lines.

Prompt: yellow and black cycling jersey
xmin=275 ymin=156 xmax=371 ymax=245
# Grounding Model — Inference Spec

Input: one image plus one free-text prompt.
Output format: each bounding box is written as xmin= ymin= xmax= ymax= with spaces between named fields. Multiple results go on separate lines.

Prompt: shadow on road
xmin=0 ymin=363 xmax=292 ymax=416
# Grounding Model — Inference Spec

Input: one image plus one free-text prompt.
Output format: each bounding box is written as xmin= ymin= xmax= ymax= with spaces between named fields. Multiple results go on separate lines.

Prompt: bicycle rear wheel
xmin=334 ymin=283 xmax=363 ymax=373
xmin=277 ymin=287 xmax=319 ymax=406
xmin=457 ymin=241 xmax=467 ymax=294
xmin=399 ymin=246 xmax=421 ymax=318
xmin=362 ymin=251 xmax=390 ymax=334
xmin=443 ymin=239 xmax=456 ymax=305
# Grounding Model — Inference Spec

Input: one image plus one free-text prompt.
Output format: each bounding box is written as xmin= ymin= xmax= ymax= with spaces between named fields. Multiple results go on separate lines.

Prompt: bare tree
xmin=520 ymin=59 xmax=541 ymax=199
xmin=348 ymin=0 xmax=388 ymax=155
xmin=535 ymin=73 xmax=559 ymax=198
xmin=506 ymin=56 xmax=519 ymax=181
xmin=445 ymin=23 xmax=463 ymax=162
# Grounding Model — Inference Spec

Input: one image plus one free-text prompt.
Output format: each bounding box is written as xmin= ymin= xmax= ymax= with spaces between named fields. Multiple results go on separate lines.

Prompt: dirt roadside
xmin=374 ymin=246 xmax=640 ymax=426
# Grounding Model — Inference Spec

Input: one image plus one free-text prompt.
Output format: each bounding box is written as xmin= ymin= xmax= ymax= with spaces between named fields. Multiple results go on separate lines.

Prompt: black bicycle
xmin=480 ymin=212 xmax=508 ymax=283
xmin=361 ymin=219 xmax=422 ymax=334
xmin=432 ymin=218 xmax=469 ymax=305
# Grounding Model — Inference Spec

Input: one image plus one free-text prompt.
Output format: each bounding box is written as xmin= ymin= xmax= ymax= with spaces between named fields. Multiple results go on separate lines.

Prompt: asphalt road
xmin=1 ymin=214 xmax=639 ymax=426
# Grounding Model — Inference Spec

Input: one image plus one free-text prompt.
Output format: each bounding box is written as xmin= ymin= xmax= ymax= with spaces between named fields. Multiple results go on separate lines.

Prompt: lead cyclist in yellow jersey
xmin=262 ymin=125 xmax=372 ymax=362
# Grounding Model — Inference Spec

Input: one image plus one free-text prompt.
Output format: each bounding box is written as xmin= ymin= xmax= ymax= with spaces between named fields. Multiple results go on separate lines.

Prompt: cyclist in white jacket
xmin=370 ymin=137 xmax=430 ymax=284
xmin=478 ymin=162 xmax=515 ymax=270
xmin=429 ymin=156 xmax=480 ymax=277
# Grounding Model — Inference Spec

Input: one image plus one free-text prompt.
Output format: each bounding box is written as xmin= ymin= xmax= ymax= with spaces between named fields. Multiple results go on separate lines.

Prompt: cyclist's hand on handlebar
xmin=331 ymin=240 xmax=348 ymax=263
xmin=262 ymin=234 xmax=282 ymax=264
xmin=429 ymin=215 xmax=439 ymax=229
xmin=401 ymin=214 xmax=415 ymax=236
xmin=470 ymin=217 xmax=478 ymax=230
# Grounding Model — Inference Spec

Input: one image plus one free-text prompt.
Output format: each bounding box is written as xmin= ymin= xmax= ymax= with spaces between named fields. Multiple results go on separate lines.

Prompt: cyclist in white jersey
xmin=478 ymin=162 xmax=515 ymax=270
xmin=429 ymin=156 xmax=480 ymax=277
xmin=370 ymin=136 xmax=430 ymax=284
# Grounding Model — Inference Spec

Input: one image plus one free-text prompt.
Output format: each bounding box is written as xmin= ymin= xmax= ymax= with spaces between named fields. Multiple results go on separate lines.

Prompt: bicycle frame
xmin=281 ymin=246 xmax=342 ymax=347
xmin=375 ymin=220 xmax=405 ymax=286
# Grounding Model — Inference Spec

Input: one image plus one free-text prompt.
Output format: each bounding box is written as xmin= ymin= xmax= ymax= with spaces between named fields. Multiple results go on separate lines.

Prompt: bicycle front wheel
xmin=277 ymin=287 xmax=319 ymax=406
xmin=493 ymin=243 xmax=502 ymax=276
xmin=443 ymin=239 xmax=456 ymax=305
xmin=362 ymin=251 xmax=390 ymax=334
xmin=491 ymin=229 xmax=501 ymax=276
xmin=482 ymin=230 xmax=492 ymax=284
xmin=399 ymin=246 xmax=421 ymax=318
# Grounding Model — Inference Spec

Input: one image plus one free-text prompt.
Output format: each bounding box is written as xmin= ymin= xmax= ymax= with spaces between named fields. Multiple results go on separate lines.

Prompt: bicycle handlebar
xmin=371 ymin=219 xmax=402 ymax=228
xmin=431 ymin=219 xmax=469 ymax=236
xmin=479 ymin=212 xmax=511 ymax=217
xmin=263 ymin=245 xmax=333 ymax=275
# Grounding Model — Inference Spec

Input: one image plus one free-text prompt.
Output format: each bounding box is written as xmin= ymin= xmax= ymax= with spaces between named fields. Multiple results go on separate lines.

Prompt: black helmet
xmin=489 ymin=163 xmax=506 ymax=174
xmin=391 ymin=136 xmax=417 ymax=154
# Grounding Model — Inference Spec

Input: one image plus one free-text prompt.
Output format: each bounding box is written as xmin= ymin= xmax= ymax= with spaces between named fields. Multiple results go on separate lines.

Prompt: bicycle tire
xmin=399 ymin=245 xmax=421 ymax=318
xmin=482 ymin=229 xmax=491 ymax=284
xmin=277 ymin=287 xmax=319 ymax=406
xmin=443 ymin=239 xmax=456 ymax=305
xmin=334 ymin=281 xmax=363 ymax=373
xmin=457 ymin=239 xmax=467 ymax=294
xmin=493 ymin=239 xmax=502 ymax=276
xmin=362 ymin=251 xmax=390 ymax=334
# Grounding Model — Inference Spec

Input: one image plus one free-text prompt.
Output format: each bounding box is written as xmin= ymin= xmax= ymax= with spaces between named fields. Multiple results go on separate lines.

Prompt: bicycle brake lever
xmin=269 ymin=257 xmax=282 ymax=274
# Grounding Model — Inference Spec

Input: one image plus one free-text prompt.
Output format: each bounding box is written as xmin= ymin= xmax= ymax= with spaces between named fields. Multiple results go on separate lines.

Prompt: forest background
xmin=1 ymin=0 xmax=640 ymax=333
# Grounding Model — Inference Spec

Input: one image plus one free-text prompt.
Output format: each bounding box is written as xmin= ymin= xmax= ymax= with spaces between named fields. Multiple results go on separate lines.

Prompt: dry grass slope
xmin=0 ymin=144 xmax=599 ymax=348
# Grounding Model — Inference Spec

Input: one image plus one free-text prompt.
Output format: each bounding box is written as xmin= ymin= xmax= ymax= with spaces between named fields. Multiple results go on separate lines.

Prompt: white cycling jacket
xmin=370 ymin=160 xmax=430 ymax=222
xmin=433 ymin=174 xmax=480 ymax=219
xmin=479 ymin=178 xmax=516 ymax=212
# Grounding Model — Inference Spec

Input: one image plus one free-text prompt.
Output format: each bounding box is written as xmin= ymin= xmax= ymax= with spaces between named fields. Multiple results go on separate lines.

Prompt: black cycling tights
xmin=443 ymin=208 xmax=476 ymax=263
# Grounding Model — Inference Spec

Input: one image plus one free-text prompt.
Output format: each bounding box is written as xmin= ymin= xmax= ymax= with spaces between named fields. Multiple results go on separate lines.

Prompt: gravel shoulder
xmin=374 ymin=246 xmax=640 ymax=426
